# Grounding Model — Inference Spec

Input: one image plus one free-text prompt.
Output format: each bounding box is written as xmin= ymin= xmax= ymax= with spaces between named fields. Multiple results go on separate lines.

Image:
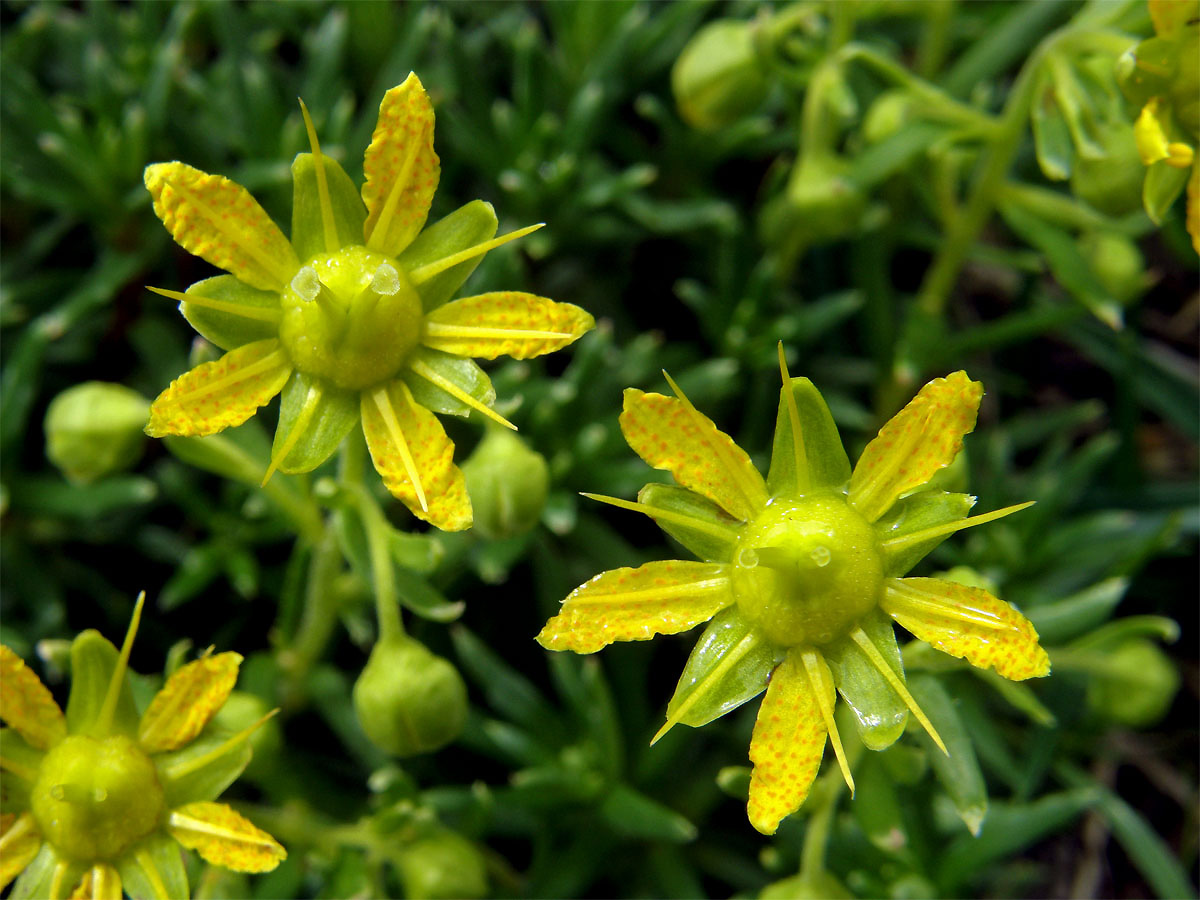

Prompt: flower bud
xmin=1087 ymin=638 xmax=1179 ymax=728
xmin=1069 ymin=124 xmax=1146 ymax=217
xmin=44 ymin=381 xmax=149 ymax=484
xmin=461 ymin=429 xmax=550 ymax=540
xmin=863 ymin=90 xmax=915 ymax=144
xmin=760 ymin=871 xmax=853 ymax=899
xmin=353 ymin=636 xmax=467 ymax=757
xmin=396 ymin=829 xmax=488 ymax=900
xmin=672 ymin=19 xmax=768 ymax=132
xmin=1078 ymin=231 xmax=1149 ymax=305
xmin=760 ymin=156 xmax=866 ymax=252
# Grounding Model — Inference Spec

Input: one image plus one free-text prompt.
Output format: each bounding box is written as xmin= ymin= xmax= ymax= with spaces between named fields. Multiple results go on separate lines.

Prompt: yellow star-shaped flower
xmin=0 ymin=595 xmax=283 ymax=899
xmin=143 ymin=73 xmax=593 ymax=531
xmin=537 ymin=348 xmax=1049 ymax=835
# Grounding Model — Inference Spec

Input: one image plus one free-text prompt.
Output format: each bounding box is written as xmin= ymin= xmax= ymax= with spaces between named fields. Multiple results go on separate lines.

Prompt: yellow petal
xmin=361 ymin=381 xmax=472 ymax=532
xmin=1 ymin=812 xmax=43 ymax=891
xmin=69 ymin=864 xmax=121 ymax=900
xmin=362 ymin=72 xmax=440 ymax=256
xmin=848 ymin=371 xmax=982 ymax=523
xmin=882 ymin=577 xmax=1050 ymax=681
xmin=747 ymin=651 xmax=828 ymax=835
xmin=138 ymin=651 xmax=242 ymax=753
xmin=0 ymin=645 xmax=65 ymax=750
xmin=1188 ymin=160 xmax=1200 ymax=256
xmin=620 ymin=386 xmax=768 ymax=522
xmin=537 ymin=560 xmax=733 ymax=654
xmin=422 ymin=292 xmax=594 ymax=359
xmin=144 ymin=162 xmax=299 ymax=292
xmin=1135 ymin=100 xmax=1172 ymax=166
xmin=168 ymin=802 xmax=286 ymax=873
xmin=1149 ymin=0 xmax=1199 ymax=36
xmin=146 ymin=339 xmax=291 ymax=438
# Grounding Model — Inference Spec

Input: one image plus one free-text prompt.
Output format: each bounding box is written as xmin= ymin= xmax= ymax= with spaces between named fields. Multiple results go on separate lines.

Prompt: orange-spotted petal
xmin=168 ymin=802 xmax=286 ymax=873
xmin=1135 ymin=99 xmax=1173 ymax=166
xmin=69 ymin=864 xmax=121 ymax=900
xmin=537 ymin=560 xmax=733 ymax=654
xmin=747 ymin=650 xmax=828 ymax=835
xmin=848 ymin=371 xmax=983 ymax=523
xmin=361 ymin=380 xmax=472 ymax=532
xmin=144 ymin=162 xmax=299 ymax=292
xmin=1 ymin=813 xmax=42 ymax=891
xmin=620 ymin=387 xmax=768 ymax=522
xmin=422 ymin=292 xmax=594 ymax=360
xmin=882 ymin=577 xmax=1050 ymax=681
xmin=138 ymin=651 xmax=242 ymax=753
xmin=145 ymin=339 xmax=292 ymax=438
xmin=362 ymin=72 xmax=440 ymax=256
xmin=0 ymin=645 xmax=65 ymax=750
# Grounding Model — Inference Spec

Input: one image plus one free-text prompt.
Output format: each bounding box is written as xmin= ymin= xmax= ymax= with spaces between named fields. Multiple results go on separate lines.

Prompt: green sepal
xmin=637 ymin=482 xmax=739 ymax=563
xmin=665 ymin=607 xmax=780 ymax=729
xmin=876 ymin=490 xmax=976 ymax=577
xmin=1119 ymin=36 xmax=1177 ymax=107
xmin=397 ymin=199 xmax=498 ymax=311
xmin=599 ymin=784 xmax=698 ymax=843
xmin=400 ymin=347 xmax=496 ymax=418
xmin=118 ymin=832 xmax=191 ymax=900
xmin=11 ymin=844 xmax=70 ymax=900
xmin=154 ymin=721 xmax=252 ymax=807
xmin=65 ymin=630 xmax=139 ymax=738
xmin=1142 ymin=159 xmax=1190 ymax=224
xmin=766 ymin=376 xmax=851 ymax=498
xmin=290 ymin=152 xmax=367 ymax=264
xmin=1031 ymin=72 xmax=1073 ymax=181
xmin=824 ymin=610 xmax=908 ymax=750
xmin=908 ymin=674 xmax=988 ymax=836
xmin=179 ymin=275 xmax=280 ymax=351
xmin=0 ymin=728 xmax=40 ymax=810
xmin=271 ymin=372 xmax=359 ymax=474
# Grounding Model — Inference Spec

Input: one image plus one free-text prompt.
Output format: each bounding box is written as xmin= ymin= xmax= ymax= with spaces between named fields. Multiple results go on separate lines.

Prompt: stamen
xmin=408 ymin=359 xmax=517 ymax=431
xmin=423 ymin=323 xmax=573 ymax=341
xmin=370 ymin=387 xmax=427 ymax=512
xmin=883 ymin=580 xmax=1016 ymax=631
xmin=262 ymin=384 xmax=323 ymax=486
xmin=651 ymin=631 xmax=760 ymax=745
xmin=778 ymin=343 xmax=810 ymax=493
xmin=850 ymin=627 xmax=946 ymax=754
xmin=407 ymin=223 xmax=545 ymax=285
xmin=134 ymin=848 xmax=171 ymax=900
xmin=95 ymin=591 xmax=145 ymax=737
xmin=147 ymin=286 xmax=282 ymax=323
xmin=880 ymin=501 xmax=1035 ymax=560
xmin=579 ymin=492 xmax=738 ymax=543
xmin=298 ymin=97 xmax=339 ymax=254
xmin=800 ymin=649 xmax=854 ymax=795
xmin=164 ymin=709 xmax=280 ymax=782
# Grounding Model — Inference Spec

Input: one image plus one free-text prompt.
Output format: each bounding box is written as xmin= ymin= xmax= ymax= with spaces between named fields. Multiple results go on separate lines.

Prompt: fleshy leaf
xmin=361 ymin=380 xmax=472 ymax=531
xmin=422 ymin=292 xmax=594 ymax=359
xmin=138 ymin=651 xmax=242 ymax=753
xmin=401 ymin=347 xmax=497 ymax=419
xmin=0 ymin=646 xmax=65 ymax=750
xmin=747 ymin=650 xmax=828 ymax=835
xmin=144 ymin=162 xmax=299 ymax=292
xmin=848 ymin=371 xmax=983 ymax=523
xmin=1031 ymin=73 xmax=1073 ymax=181
xmin=537 ymin=560 xmax=733 ymax=654
xmin=173 ymin=275 xmax=281 ymax=351
xmin=908 ymin=674 xmax=988 ymax=835
xmin=117 ymin=833 xmax=190 ymax=900
xmin=268 ymin=373 xmax=358 ymax=475
xmin=65 ymin=631 xmax=139 ymax=738
xmin=155 ymin=720 xmax=253 ymax=807
xmin=767 ymin=376 xmax=852 ymax=498
xmin=291 ymin=152 xmax=367 ymax=263
xmin=146 ymin=339 xmax=291 ymax=438
xmin=168 ymin=802 xmax=286 ymax=873
xmin=69 ymin=864 xmax=120 ymax=900
xmin=883 ymin=577 xmax=1051 ymax=680
xmin=876 ymin=490 xmax=976 ymax=577
xmin=620 ymin=388 xmax=767 ymax=522
xmin=397 ymin=200 xmax=499 ymax=311
xmin=823 ymin=610 xmax=909 ymax=750
xmin=663 ymin=607 xmax=779 ymax=731
xmin=362 ymin=72 xmax=440 ymax=257
xmin=636 ymin=483 xmax=741 ymax=563
xmin=0 ymin=813 xmax=41 ymax=892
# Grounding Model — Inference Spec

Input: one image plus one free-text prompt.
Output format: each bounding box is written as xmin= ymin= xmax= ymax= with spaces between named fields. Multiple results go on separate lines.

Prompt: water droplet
xmin=810 ymin=545 xmax=831 ymax=567
xmin=291 ymin=266 xmax=321 ymax=302
xmin=371 ymin=263 xmax=401 ymax=296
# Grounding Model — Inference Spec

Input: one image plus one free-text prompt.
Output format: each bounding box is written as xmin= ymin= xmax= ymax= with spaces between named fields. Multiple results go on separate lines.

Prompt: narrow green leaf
xmin=599 ymin=784 xmax=697 ymax=843
xmin=450 ymin=627 xmax=559 ymax=735
xmin=393 ymin=566 xmax=464 ymax=623
xmin=909 ymin=674 xmax=988 ymax=835
xmin=1027 ymin=577 xmax=1129 ymax=643
xmin=1031 ymin=72 xmax=1074 ymax=180
xmin=852 ymin=754 xmax=913 ymax=858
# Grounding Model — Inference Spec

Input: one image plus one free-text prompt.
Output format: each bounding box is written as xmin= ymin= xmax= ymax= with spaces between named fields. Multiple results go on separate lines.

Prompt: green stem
xmin=798 ymin=735 xmax=863 ymax=878
xmin=281 ymin=524 xmax=344 ymax=697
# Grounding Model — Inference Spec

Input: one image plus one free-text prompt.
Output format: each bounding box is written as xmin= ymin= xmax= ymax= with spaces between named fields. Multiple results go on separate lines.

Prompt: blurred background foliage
xmin=1 ymin=1 xmax=1196 ymax=898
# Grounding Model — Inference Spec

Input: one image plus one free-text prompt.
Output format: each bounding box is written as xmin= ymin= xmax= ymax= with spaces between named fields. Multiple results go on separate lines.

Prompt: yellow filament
xmin=370 ymin=387 xmax=427 ymax=511
xmin=850 ymin=627 xmax=946 ymax=754
xmin=298 ymin=97 xmax=339 ymax=254
xmin=407 ymin=224 xmax=544 ymax=285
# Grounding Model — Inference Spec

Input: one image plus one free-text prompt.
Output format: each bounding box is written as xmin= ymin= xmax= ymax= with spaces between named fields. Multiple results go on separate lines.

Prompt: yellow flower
xmin=143 ymin=73 xmax=593 ymax=531
xmin=537 ymin=348 xmax=1049 ymax=835
xmin=0 ymin=595 xmax=284 ymax=899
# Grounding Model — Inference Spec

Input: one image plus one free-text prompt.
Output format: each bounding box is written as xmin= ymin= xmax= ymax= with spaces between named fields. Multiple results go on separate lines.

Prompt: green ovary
xmin=279 ymin=245 xmax=422 ymax=391
xmin=31 ymin=734 xmax=165 ymax=862
xmin=732 ymin=494 xmax=884 ymax=647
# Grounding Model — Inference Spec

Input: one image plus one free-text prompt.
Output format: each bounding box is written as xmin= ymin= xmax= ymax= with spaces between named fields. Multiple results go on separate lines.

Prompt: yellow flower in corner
xmin=143 ymin=73 xmax=593 ymax=531
xmin=0 ymin=594 xmax=283 ymax=899
xmin=537 ymin=348 xmax=1049 ymax=835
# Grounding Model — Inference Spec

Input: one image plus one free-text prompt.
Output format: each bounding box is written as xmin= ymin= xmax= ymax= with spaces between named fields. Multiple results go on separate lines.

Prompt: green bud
xmin=461 ymin=429 xmax=550 ymax=540
xmin=760 ymin=871 xmax=853 ymax=899
xmin=863 ymin=90 xmax=915 ymax=144
xmin=761 ymin=156 xmax=866 ymax=253
xmin=44 ymin=382 xmax=149 ymax=484
xmin=1069 ymin=124 xmax=1146 ymax=217
xmin=395 ymin=829 xmax=488 ymax=900
xmin=672 ymin=19 xmax=768 ymax=132
xmin=353 ymin=636 xmax=467 ymax=757
xmin=1078 ymin=231 xmax=1149 ymax=305
xmin=1087 ymin=638 xmax=1179 ymax=728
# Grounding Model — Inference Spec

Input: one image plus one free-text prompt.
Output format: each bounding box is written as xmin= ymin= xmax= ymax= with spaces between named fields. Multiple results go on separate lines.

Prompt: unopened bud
xmin=672 ymin=20 xmax=768 ymax=132
xmin=462 ymin=429 xmax=550 ymax=540
xmin=396 ymin=828 xmax=488 ymax=900
xmin=45 ymin=382 xmax=149 ymax=484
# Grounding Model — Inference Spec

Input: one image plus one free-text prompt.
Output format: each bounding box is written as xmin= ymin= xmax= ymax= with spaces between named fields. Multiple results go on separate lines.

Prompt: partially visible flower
xmin=1120 ymin=0 xmax=1199 ymax=252
xmin=0 ymin=594 xmax=283 ymax=898
xmin=537 ymin=348 xmax=1048 ymax=834
xmin=143 ymin=73 xmax=593 ymax=531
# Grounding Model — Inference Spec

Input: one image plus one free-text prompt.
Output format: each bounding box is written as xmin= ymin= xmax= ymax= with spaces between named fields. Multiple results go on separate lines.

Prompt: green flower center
xmin=279 ymin=245 xmax=423 ymax=391
xmin=31 ymin=734 xmax=165 ymax=863
xmin=732 ymin=494 xmax=884 ymax=647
